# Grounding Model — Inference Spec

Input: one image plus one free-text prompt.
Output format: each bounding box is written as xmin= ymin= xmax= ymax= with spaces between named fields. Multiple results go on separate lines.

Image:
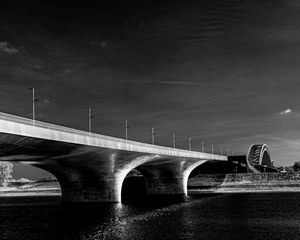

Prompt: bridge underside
xmin=0 ymin=133 xmax=210 ymax=202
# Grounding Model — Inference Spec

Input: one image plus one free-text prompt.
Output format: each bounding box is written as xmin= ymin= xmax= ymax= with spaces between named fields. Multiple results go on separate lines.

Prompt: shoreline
xmin=188 ymin=186 xmax=300 ymax=194
xmin=1 ymin=186 xmax=300 ymax=197
xmin=0 ymin=188 xmax=61 ymax=197
xmin=3 ymin=172 xmax=300 ymax=197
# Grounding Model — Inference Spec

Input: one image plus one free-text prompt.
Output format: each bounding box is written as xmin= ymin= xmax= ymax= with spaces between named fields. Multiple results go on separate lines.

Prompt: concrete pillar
xmin=33 ymin=156 xmax=207 ymax=203
xmin=33 ymin=162 xmax=126 ymax=203
xmin=59 ymin=177 xmax=123 ymax=203
xmin=137 ymin=159 xmax=207 ymax=197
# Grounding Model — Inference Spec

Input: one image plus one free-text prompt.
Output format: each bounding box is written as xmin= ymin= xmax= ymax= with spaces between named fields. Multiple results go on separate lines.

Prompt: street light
xmin=201 ymin=140 xmax=205 ymax=152
xmin=211 ymin=144 xmax=214 ymax=154
xmin=124 ymin=119 xmax=130 ymax=140
xmin=88 ymin=107 xmax=95 ymax=134
xmin=188 ymin=137 xmax=192 ymax=151
xmin=29 ymin=87 xmax=39 ymax=125
xmin=220 ymin=146 xmax=223 ymax=155
xmin=172 ymin=132 xmax=176 ymax=148
xmin=151 ymin=127 xmax=155 ymax=144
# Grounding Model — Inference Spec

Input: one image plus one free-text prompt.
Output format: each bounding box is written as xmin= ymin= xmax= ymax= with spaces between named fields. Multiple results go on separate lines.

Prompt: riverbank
xmin=0 ymin=179 xmax=61 ymax=197
xmin=2 ymin=172 xmax=300 ymax=197
xmin=0 ymin=187 xmax=61 ymax=197
xmin=188 ymin=186 xmax=300 ymax=194
xmin=188 ymin=172 xmax=300 ymax=193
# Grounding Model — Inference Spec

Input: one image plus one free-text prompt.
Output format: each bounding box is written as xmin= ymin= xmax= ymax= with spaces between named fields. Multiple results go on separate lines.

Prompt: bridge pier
xmin=59 ymin=177 xmax=123 ymax=202
xmin=34 ymin=157 xmax=207 ymax=202
xmin=137 ymin=159 xmax=207 ymax=197
xmin=33 ymin=160 xmax=126 ymax=203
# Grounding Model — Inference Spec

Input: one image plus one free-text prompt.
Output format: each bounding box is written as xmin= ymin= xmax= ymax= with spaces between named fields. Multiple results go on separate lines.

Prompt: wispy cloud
xmin=41 ymin=98 xmax=51 ymax=104
xmin=280 ymin=108 xmax=292 ymax=115
xmin=258 ymin=135 xmax=300 ymax=150
xmin=111 ymin=79 xmax=212 ymax=86
xmin=148 ymin=91 xmax=252 ymax=118
xmin=0 ymin=41 xmax=18 ymax=54
xmin=286 ymin=0 xmax=300 ymax=7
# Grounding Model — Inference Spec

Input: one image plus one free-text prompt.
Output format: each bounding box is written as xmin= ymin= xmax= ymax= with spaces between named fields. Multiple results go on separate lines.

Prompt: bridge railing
xmin=0 ymin=112 xmax=123 ymax=142
xmin=0 ymin=112 xmax=226 ymax=158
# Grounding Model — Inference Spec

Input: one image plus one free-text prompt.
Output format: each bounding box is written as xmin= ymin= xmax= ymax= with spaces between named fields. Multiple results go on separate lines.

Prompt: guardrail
xmin=0 ymin=112 xmax=122 ymax=142
xmin=0 ymin=112 xmax=227 ymax=159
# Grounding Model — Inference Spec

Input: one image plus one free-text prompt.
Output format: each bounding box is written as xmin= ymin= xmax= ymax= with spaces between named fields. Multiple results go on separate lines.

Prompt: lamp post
xmin=88 ymin=107 xmax=95 ymax=134
xmin=188 ymin=137 xmax=192 ymax=151
xmin=220 ymin=146 xmax=223 ymax=155
xmin=125 ymin=119 xmax=129 ymax=140
xmin=201 ymin=140 xmax=205 ymax=152
xmin=172 ymin=133 xmax=176 ymax=148
xmin=29 ymin=88 xmax=39 ymax=125
xmin=211 ymin=144 xmax=214 ymax=154
xmin=151 ymin=127 xmax=155 ymax=144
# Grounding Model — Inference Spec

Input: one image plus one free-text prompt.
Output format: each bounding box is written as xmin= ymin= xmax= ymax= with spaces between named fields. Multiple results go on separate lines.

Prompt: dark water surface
xmin=0 ymin=193 xmax=300 ymax=240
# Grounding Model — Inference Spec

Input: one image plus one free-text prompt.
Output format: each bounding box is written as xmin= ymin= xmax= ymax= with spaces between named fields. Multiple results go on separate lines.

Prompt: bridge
xmin=247 ymin=144 xmax=276 ymax=172
xmin=226 ymin=144 xmax=276 ymax=173
xmin=0 ymin=112 xmax=227 ymax=202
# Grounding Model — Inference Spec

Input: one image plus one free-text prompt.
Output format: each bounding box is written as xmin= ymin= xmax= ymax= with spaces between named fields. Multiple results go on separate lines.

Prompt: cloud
xmin=0 ymin=41 xmax=18 ymax=54
xmin=42 ymin=98 xmax=51 ymax=104
xmin=286 ymin=0 xmax=300 ymax=7
xmin=280 ymin=108 xmax=292 ymax=115
xmin=35 ymin=98 xmax=51 ymax=107
xmin=112 ymin=79 xmax=203 ymax=86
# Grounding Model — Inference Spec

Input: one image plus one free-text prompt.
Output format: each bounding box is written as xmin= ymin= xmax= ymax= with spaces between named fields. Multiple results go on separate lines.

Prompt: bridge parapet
xmin=0 ymin=112 xmax=227 ymax=161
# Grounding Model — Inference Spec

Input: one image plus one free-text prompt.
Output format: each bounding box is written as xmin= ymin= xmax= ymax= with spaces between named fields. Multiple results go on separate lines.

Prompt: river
xmin=0 ymin=193 xmax=299 ymax=240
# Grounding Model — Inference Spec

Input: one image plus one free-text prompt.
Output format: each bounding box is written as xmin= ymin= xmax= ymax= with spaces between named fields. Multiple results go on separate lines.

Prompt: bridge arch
xmin=2 ymin=162 xmax=61 ymax=193
xmin=5 ymin=153 xmax=214 ymax=203
xmin=1 ymin=149 xmax=220 ymax=203
xmin=247 ymin=144 xmax=271 ymax=167
xmin=121 ymin=169 xmax=147 ymax=199
xmin=119 ymin=157 xmax=208 ymax=201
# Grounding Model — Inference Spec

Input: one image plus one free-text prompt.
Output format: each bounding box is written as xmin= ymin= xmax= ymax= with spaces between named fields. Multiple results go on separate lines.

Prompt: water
xmin=0 ymin=193 xmax=300 ymax=240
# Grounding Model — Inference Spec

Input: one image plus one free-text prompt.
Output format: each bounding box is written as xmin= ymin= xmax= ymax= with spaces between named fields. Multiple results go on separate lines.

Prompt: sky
xmin=1 ymin=0 xmax=300 ymax=179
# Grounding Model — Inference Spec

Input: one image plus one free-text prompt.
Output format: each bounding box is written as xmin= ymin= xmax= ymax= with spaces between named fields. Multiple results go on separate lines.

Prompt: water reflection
xmin=1 ymin=193 xmax=300 ymax=240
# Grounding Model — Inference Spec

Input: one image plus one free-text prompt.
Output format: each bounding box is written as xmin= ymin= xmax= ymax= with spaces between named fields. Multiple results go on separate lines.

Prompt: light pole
xmin=201 ymin=140 xmax=205 ymax=152
xmin=151 ymin=127 xmax=155 ymax=144
xmin=29 ymin=87 xmax=39 ymax=125
xmin=220 ymin=146 xmax=223 ymax=155
xmin=172 ymin=132 xmax=176 ymax=148
xmin=188 ymin=137 xmax=192 ymax=151
xmin=88 ymin=107 xmax=95 ymax=134
xmin=211 ymin=144 xmax=214 ymax=154
xmin=125 ymin=119 xmax=129 ymax=140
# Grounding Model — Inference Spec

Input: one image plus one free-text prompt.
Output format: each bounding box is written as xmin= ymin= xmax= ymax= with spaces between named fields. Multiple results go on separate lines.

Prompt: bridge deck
xmin=0 ymin=112 xmax=227 ymax=161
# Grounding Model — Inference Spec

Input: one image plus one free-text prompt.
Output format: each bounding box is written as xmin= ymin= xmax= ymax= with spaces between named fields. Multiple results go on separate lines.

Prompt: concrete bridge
xmin=0 ymin=112 xmax=227 ymax=202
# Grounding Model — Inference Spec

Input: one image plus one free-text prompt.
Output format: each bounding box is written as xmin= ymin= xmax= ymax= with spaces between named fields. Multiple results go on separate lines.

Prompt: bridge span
xmin=0 ymin=112 xmax=227 ymax=202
